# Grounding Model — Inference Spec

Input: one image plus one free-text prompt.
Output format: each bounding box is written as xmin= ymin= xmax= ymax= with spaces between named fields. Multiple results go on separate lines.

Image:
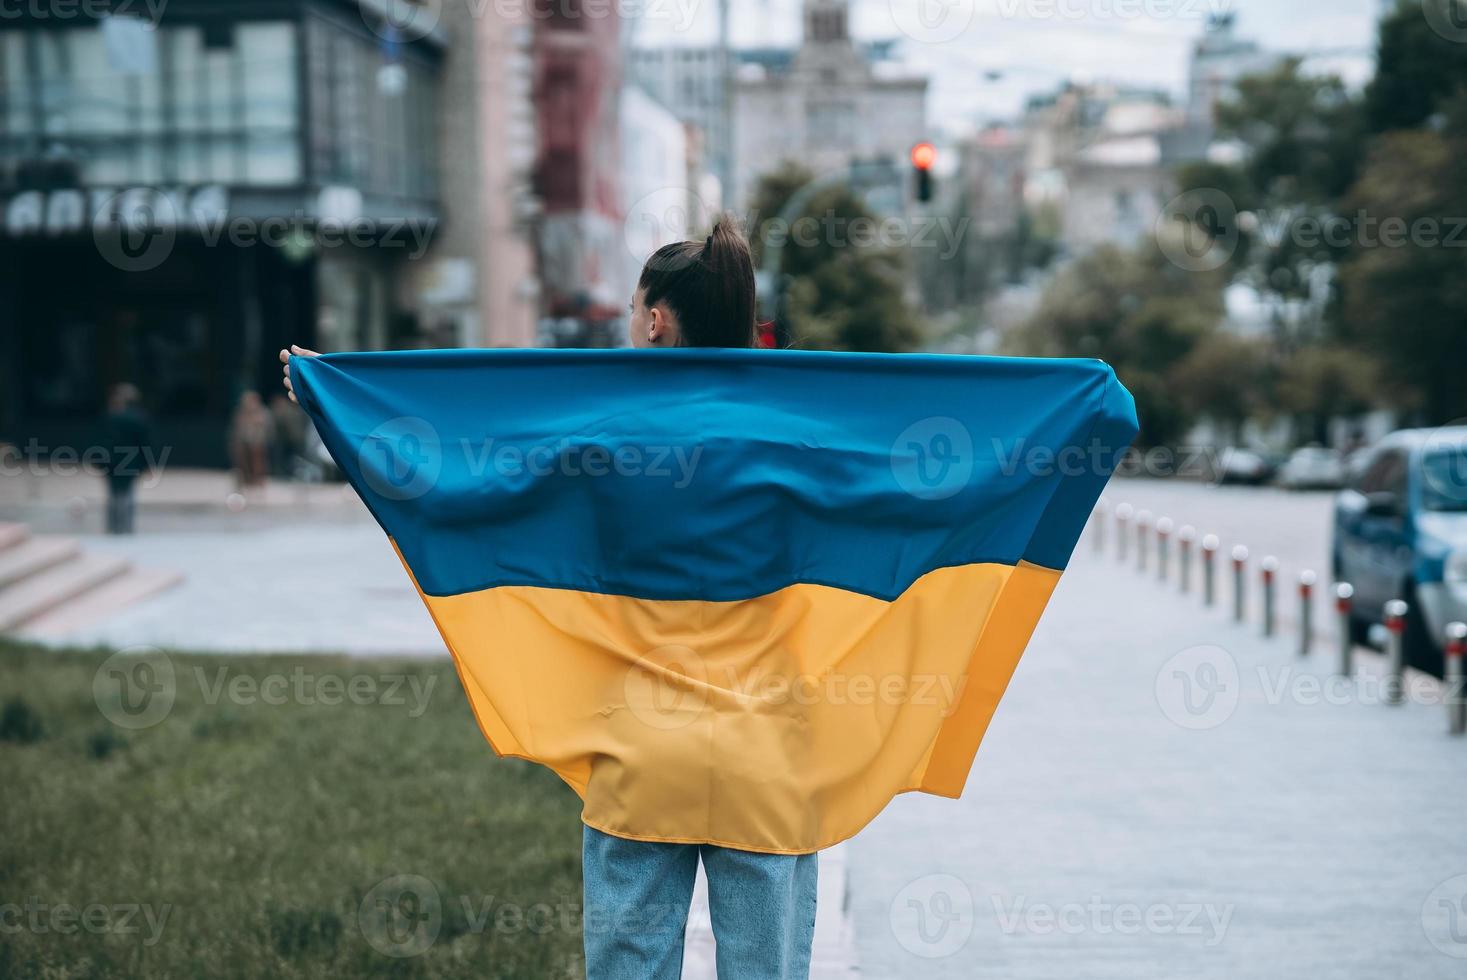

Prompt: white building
xmin=1020 ymin=83 xmax=1184 ymax=253
xmin=729 ymin=0 xmax=927 ymax=210
xmin=1188 ymin=13 xmax=1284 ymax=128
xmin=627 ymin=45 xmax=730 ymax=202
xmin=620 ymin=85 xmax=713 ymax=303
xmin=411 ymin=0 xmax=540 ymax=348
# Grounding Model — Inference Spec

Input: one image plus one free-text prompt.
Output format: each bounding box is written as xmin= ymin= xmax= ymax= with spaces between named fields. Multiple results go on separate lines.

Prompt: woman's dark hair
xmin=637 ymin=216 xmax=756 ymax=348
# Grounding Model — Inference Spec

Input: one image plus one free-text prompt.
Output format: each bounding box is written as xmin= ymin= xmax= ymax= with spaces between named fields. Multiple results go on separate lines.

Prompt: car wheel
xmin=1403 ymin=585 xmax=1444 ymax=679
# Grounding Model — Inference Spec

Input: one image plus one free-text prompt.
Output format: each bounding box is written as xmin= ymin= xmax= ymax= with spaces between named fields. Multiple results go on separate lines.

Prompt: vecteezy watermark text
xmin=2 ymin=438 xmax=170 ymax=486
xmin=0 ymin=899 xmax=172 ymax=947
xmin=92 ymin=647 xmax=439 ymax=730
xmin=0 ymin=0 xmax=168 ymax=21
xmin=358 ymin=875 xmax=685 ymax=958
xmin=991 ymin=895 xmax=1234 ymax=945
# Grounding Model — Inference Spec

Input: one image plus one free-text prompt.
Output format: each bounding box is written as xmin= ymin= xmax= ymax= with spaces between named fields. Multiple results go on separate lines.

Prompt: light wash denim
xmin=581 ymin=824 xmax=818 ymax=980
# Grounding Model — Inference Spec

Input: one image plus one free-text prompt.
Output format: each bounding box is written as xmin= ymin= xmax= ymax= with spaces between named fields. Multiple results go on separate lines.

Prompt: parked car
xmin=1277 ymin=446 xmax=1347 ymax=490
xmin=1332 ymin=427 xmax=1467 ymax=677
xmin=1215 ymin=447 xmax=1273 ymax=485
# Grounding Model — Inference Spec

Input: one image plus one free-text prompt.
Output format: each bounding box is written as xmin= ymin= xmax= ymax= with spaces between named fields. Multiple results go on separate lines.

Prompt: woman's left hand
xmin=279 ymin=345 xmax=321 ymax=403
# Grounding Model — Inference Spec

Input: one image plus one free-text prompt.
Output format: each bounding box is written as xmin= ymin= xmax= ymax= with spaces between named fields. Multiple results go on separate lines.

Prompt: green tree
xmin=747 ymin=161 xmax=926 ymax=352
xmin=1216 ymin=58 xmax=1363 ymax=205
xmin=1006 ymin=241 xmax=1229 ymax=447
xmin=1275 ymin=345 xmax=1381 ymax=443
xmin=1170 ymin=333 xmax=1273 ymax=446
xmin=1367 ymin=0 xmax=1467 ymax=133
xmin=1336 ymin=97 xmax=1467 ymax=423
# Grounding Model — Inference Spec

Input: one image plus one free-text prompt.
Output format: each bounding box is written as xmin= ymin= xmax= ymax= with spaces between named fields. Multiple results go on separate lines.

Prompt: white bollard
xmin=1260 ymin=556 xmax=1279 ymax=638
xmin=1156 ymin=517 xmax=1174 ymax=583
xmin=1231 ymin=545 xmax=1249 ymax=624
xmin=1093 ymin=500 xmax=1109 ymax=554
xmin=1178 ymin=525 xmax=1196 ymax=595
xmin=1115 ymin=504 xmax=1133 ymax=563
xmin=1298 ymin=571 xmax=1316 ymax=657
xmin=1202 ymin=534 xmax=1220 ymax=607
xmin=1446 ymin=623 xmax=1466 ymax=736
xmin=1136 ymin=510 xmax=1153 ymax=573
xmin=1383 ymin=599 xmax=1408 ymax=706
xmin=1335 ymin=583 xmax=1355 ymax=677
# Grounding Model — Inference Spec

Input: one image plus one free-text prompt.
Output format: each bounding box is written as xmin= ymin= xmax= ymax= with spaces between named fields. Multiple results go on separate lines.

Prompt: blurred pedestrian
xmin=229 ymin=390 xmax=272 ymax=490
xmin=268 ymin=392 xmax=306 ymax=478
xmin=99 ymin=382 xmax=154 ymax=535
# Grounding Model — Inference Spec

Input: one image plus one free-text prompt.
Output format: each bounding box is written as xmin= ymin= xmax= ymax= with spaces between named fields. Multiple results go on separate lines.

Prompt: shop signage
xmin=1 ymin=185 xmax=229 ymax=236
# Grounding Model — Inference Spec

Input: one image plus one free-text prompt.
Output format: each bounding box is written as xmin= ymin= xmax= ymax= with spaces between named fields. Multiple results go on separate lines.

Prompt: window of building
xmin=0 ymin=21 xmax=302 ymax=187
xmin=2 ymin=18 xmax=439 ymax=201
xmin=806 ymin=100 xmax=855 ymax=144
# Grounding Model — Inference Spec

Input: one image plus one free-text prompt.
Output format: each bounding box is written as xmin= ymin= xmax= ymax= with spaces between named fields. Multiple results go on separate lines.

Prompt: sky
xmin=632 ymin=0 xmax=1386 ymax=135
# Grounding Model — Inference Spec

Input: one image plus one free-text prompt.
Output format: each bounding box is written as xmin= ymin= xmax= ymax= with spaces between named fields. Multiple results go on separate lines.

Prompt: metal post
xmin=1093 ymin=500 xmax=1108 ymax=554
xmin=1202 ymin=534 xmax=1219 ymax=607
xmin=1445 ymin=623 xmax=1466 ymax=736
xmin=1136 ymin=510 xmax=1152 ymax=573
xmin=1178 ymin=525 xmax=1196 ymax=595
xmin=1115 ymin=504 xmax=1132 ymax=563
xmin=1298 ymin=571 xmax=1316 ymax=657
xmin=1156 ymin=517 xmax=1173 ymax=583
xmin=1231 ymin=545 xmax=1249 ymax=623
xmin=1260 ymin=556 xmax=1279 ymax=638
xmin=1335 ymin=583 xmax=1355 ymax=676
xmin=1383 ymin=599 xmax=1408 ymax=706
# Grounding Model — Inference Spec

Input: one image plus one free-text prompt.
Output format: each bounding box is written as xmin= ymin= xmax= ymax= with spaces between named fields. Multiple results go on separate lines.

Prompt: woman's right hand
xmin=279 ymin=345 xmax=320 ymax=404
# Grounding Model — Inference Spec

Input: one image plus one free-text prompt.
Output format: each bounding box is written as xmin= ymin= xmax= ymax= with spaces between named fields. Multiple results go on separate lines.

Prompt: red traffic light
xmin=910 ymin=141 xmax=937 ymax=171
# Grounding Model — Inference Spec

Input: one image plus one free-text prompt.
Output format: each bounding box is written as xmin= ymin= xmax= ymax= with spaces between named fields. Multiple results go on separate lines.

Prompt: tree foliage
xmin=1336 ymin=97 xmax=1467 ymax=422
xmin=1168 ymin=5 xmax=1467 ymax=430
xmin=747 ymin=161 xmax=926 ymax=352
xmin=1006 ymin=242 xmax=1231 ymax=447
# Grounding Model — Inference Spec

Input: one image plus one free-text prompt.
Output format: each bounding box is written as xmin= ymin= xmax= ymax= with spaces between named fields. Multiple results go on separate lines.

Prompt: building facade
xmin=0 ymin=0 xmax=448 ymax=465
xmin=531 ymin=0 xmax=626 ymax=346
xmin=0 ymin=0 xmax=547 ymax=466
xmin=1187 ymin=13 xmax=1284 ymax=130
xmin=625 ymin=43 xmax=730 ymax=205
xmin=412 ymin=0 xmax=539 ymax=349
xmin=728 ymin=0 xmax=927 ymax=210
xmin=1016 ymin=82 xmax=1185 ymax=253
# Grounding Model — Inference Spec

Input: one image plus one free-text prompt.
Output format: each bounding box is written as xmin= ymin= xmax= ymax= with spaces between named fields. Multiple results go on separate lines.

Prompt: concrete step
xmin=0 ymin=536 xmax=81 ymax=590
xmin=0 ymin=553 xmax=131 ymax=632
xmin=21 ymin=566 xmax=184 ymax=638
xmin=0 ymin=522 xmax=29 ymax=552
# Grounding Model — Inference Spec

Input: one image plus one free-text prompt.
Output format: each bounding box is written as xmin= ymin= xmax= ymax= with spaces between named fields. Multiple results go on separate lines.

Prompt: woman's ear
xmin=648 ymin=304 xmax=675 ymax=346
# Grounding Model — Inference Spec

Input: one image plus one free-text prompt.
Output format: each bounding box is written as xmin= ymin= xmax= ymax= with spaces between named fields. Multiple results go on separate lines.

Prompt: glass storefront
xmin=1 ymin=22 xmax=302 ymax=186
xmin=0 ymin=4 xmax=444 ymax=466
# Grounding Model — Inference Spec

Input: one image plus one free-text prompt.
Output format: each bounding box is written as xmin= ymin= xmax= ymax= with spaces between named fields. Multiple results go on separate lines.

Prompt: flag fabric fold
xmin=291 ymin=347 xmax=1137 ymax=854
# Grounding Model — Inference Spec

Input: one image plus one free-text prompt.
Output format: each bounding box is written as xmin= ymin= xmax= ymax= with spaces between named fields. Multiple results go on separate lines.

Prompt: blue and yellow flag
xmin=291 ymin=348 xmax=1137 ymax=854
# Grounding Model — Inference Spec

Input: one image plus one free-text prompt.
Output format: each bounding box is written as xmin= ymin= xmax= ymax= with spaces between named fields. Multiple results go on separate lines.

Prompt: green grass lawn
xmin=0 ymin=639 xmax=586 ymax=979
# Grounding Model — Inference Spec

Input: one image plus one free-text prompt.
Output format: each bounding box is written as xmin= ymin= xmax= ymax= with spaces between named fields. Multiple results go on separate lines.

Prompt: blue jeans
xmin=581 ymin=825 xmax=818 ymax=979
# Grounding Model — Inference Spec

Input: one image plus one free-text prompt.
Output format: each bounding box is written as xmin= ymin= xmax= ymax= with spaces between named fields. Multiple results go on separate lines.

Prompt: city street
xmin=1105 ymin=476 xmax=1338 ymax=587
xmin=5 ymin=1 xmax=1464 ymax=978
xmin=850 ymin=536 xmax=1465 ymax=980
xmin=7 ymin=474 xmax=1465 ymax=977
xmin=2 ymin=473 xmax=1347 ymax=654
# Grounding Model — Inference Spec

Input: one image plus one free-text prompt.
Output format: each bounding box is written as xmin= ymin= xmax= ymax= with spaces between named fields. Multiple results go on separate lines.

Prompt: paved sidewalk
xmin=846 ymin=545 xmax=1466 ymax=979
xmin=0 ymin=466 xmax=365 ymax=534
xmin=14 ymin=522 xmax=443 ymax=655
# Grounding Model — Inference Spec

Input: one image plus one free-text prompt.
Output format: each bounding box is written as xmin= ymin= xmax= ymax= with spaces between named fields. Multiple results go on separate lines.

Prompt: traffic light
xmin=911 ymin=141 xmax=936 ymax=203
